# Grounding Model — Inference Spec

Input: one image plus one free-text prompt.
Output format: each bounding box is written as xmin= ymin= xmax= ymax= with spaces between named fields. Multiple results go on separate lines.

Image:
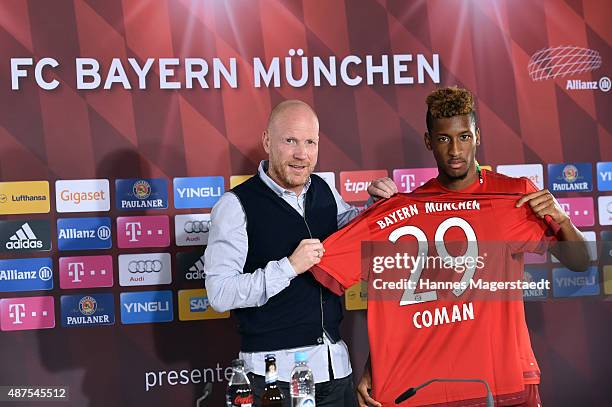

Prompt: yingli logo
xmin=56 ymin=179 xmax=110 ymax=213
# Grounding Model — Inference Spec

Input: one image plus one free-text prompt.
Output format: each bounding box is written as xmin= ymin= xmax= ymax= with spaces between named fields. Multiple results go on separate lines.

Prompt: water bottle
xmin=226 ymin=359 xmax=253 ymax=407
xmin=290 ymin=352 xmax=315 ymax=407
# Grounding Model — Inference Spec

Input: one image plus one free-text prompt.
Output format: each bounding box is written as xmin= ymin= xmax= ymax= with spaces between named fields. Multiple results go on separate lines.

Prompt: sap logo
xmin=176 ymin=187 xmax=222 ymax=199
xmin=123 ymin=301 xmax=170 ymax=313
xmin=189 ymin=296 xmax=209 ymax=312
xmin=177 ymin=288 xmax=229 ymax=320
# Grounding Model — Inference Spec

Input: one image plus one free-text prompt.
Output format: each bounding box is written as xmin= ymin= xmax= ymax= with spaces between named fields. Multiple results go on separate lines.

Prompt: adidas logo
xmin=6 ymin=222 xmax=43 ymax=250
xmin=186 ymin=258 xmax=205 ymax=280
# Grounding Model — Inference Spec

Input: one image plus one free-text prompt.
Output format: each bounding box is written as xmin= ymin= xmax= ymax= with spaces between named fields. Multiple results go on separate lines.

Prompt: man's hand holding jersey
xmin=516 ymin=189 xmax=589 ymax=272
xmin=367 ymin=177 xmax=398 ymax=201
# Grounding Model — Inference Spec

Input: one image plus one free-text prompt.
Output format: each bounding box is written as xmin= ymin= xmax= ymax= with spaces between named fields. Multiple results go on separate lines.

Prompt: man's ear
xmin=262 ymin=130 xmax=270 ymax=153
xmin=475 ymin=127 xmax=481 ymax=146
xmin=424 ymin=132 xmax=433 ymax=151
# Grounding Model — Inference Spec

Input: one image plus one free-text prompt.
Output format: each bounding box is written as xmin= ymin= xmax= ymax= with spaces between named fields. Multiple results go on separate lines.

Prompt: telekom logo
xmin=557 ymin=198 xmax=594 ymax=227
xmin=0 ymin=296 xmax=55 ymax=331
xmin=117 ymin=216 xmax=170 ymax=248
xmin=69 ymin=262 xmax=84 ymax=283
xmin=59 ymin=255 xmax=113 ymax=289
xmin=9 ymin=303 xmax=26 ymax=324
xmin=393 ymin=168 xmax=438 ymax=193
xmin=125 ymin=222 xmax=142 ymax=242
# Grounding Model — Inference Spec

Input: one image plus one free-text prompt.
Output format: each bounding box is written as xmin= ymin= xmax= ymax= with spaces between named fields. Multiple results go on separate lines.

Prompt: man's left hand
xmin=515 ymin=189 xmax=569 ymax=225
xmin=368 ymin=177 xmax=398 ymax=201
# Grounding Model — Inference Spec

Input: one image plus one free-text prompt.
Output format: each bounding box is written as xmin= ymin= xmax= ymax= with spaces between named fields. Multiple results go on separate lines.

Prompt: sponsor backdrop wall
xmin=0 ymin=0 xmax=610 ymax=406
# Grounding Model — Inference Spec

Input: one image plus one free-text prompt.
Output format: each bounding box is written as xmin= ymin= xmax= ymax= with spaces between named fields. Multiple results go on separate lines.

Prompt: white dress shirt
xmin=204 ymin=161 xmax=366 ymax=383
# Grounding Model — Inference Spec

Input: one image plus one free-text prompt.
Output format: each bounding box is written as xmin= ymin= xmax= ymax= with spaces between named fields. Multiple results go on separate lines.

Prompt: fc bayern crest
xmin=79 ymin=296 xmax=97 ymax=315
xmin=133 ymin=180 xmax=152 ymax=200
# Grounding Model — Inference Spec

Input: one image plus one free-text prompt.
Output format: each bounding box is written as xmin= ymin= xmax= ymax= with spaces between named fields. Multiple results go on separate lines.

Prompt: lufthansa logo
xmin=128 ymin=260 xmax=163 ymax=273
xmin=184 ymin=220 xmax=211 ymax=233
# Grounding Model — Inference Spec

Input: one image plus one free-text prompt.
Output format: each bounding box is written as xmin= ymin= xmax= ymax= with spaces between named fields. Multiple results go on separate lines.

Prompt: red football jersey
xmin=312 ymin=171 xmax=553 ymax=406
xmin=419 ymin=170 xmax=553 ymax=387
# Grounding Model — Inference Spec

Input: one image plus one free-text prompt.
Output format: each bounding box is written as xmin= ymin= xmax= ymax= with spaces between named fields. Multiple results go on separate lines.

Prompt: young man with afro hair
xmin=356 ymin=87 xmax=589 ymax=407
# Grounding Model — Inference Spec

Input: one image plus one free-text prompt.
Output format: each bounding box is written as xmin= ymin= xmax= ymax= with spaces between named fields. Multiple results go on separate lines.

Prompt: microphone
xmin=395 ymin=378 xmax=494 ymax=407
xmin=196 ymin=382 xmax=213 ymax=407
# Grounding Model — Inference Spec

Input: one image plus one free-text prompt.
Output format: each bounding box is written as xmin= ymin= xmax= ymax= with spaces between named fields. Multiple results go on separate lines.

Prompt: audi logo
xmin=184 ymin=220 xmax=211 ymax=233
xmin=128 ymin=260 xmax=163 ymax=273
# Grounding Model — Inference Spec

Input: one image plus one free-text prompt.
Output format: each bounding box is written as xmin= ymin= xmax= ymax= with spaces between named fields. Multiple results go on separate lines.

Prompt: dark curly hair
xmin=425 ymin=87 xmax=477 ymax=133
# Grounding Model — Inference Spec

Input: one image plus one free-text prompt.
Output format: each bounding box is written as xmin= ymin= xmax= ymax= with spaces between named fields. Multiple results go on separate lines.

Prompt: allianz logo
xmin=0 ymin=266 xmax=52 ymax=281
xmin=123 ymin=301 xmax=170 ymax=313
xmin=5 ymin=223 xmax=43 ymax=250
xmin=176 ymin=187 xmax=222 ymax=198
xmin=59 ymin=226 xmax=111 ymax=240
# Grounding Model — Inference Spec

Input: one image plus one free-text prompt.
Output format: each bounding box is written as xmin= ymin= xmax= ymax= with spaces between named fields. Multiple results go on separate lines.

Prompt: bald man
xmin=205 ymin=100 xmax=395 ymax=406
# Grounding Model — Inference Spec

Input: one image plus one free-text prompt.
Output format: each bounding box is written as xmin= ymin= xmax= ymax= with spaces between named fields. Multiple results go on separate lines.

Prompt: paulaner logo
xmin=115 ymin=178 xmax=168 ymax=210
xmin=60 ymin=293 xmax=115 ymax=327
xmin=548 ymin=163 xmax=592 ymax=192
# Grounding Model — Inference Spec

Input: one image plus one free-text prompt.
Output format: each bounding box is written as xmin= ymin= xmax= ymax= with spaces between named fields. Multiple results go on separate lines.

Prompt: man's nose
xmin=293 ymin=143 xmax=308 ymax=159
xmin=448 ymin=138 xmax=461 ymax=156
